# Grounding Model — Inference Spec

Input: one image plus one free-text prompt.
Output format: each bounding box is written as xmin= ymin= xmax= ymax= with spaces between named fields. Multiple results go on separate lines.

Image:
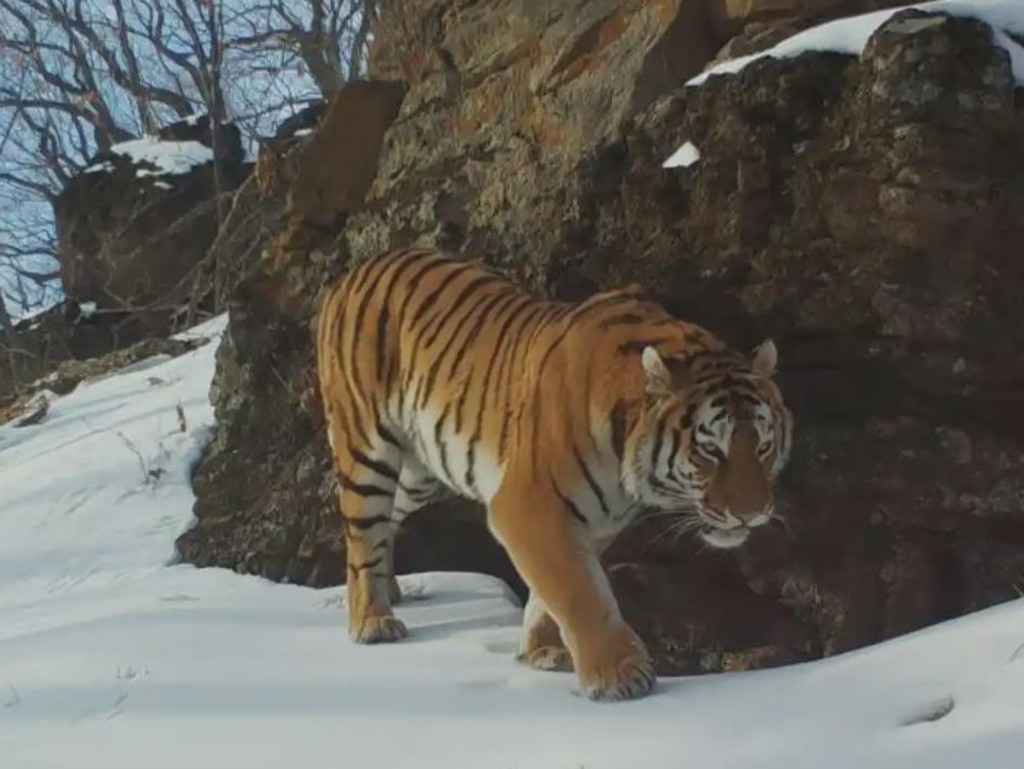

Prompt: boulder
xmin=180 ymin=2 xmax=1024 ymax=674
xmin=52 ymin=115 xmax=251 ymax=340
xmin=2 ymin=117 xmax=251 ymax=397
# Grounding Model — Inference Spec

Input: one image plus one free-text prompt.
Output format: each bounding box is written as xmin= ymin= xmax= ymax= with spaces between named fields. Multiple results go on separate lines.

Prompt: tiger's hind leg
xmin=385 ymin=461 xmax=451 ymax=605
xmin=332 ymin=430 xmax=408 ymax=644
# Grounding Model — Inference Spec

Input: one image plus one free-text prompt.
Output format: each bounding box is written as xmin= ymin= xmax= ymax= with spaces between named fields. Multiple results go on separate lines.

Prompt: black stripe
xmin=528 ymin=309 xmax=588 ymax=457
xmin=384 ymin=344 xmax=399 ymax=396
xmin=377 ymin=422 xmax=401 ymax=449
xmin=552 ymin=477 xmax=588 ymax=525
xmin=316 ymin=288 xmax=343 ymax=352
xmin=347 ymin=407 xmax=373 ymax=448
xmin=349 ymin=257 xmax=407 ymax=398
xmin=451 ymin=290 xmax=520 ymax=432
xmin=375 ymin=306 xmax=390 ymax=384
xmin=418 ymin=287 xmax=507 ymax=412
xmin=647 ymin=474 xmax=684 ymax=494
xmin=368 ymin=253 xmax=444 ymax=397
xmin=402 ymin=264 xmax=477 ymax=393
xmin=373 ymin=253 xmax=436 ymax=383
xmin=336 ymin=469 xmax=393 ymax=498
xmin=342 ymin=513 xmax=391 ymax=530
xmin=650 ymin=420 xmax=666 ymax=470
xmin=609 ymin=399 xmax=628 ymax=461
xmin=494 ymin=305 xmax=550 ymax=462
xmin=464 ymin=445 xmax=478 ymax=496
xmin=407 ymin=261 xmax=472 ymax=327
xmin=473 ymin=297 xmax=534 ymax=435
xmin=433 ymin=402 xmax=458 ymax=488
xmin=680 ymin=403 xmax=698 ymax=430
xmin=526 ymin=293 xmax=636 ymax=429
xmin=351 ymin=448 xmax=399 ymax=482
xmin=455 ymin=293 xmax=527 ymax=489
xmin=574 ymin=447 xmax=610 ymax=518
xmin=347 ymin=254 xmax=383 ymax=297
xmin=394 ymin=255 xmax=453 ymax=333
xmin=422 ymin=274 xmax=499 ymax=351
xmin=666 ymin=428 xmax=683 ymax=478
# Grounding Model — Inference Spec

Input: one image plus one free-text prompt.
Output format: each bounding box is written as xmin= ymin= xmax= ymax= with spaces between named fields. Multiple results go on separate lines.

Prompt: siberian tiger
xmin=315 ymin=246 xmax=793 ymax=701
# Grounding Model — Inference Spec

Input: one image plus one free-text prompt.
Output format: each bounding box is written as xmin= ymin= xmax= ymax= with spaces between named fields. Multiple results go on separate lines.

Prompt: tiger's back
xmin=316 ymin=246 xmax=682 ymax=507
xmin=316 ymin=245 xmax=793 ymax=702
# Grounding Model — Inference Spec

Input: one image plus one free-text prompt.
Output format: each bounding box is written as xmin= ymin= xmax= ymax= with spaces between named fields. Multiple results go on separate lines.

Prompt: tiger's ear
xmin=641 ymin=346 xmax=672 ymax=396
xmin=751 ymin=339 xmax=778 ymax=377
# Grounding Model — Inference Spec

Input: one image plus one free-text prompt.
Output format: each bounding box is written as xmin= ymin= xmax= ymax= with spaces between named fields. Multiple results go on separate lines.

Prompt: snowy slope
xmin=2 ymin=315 xmax=1024 ymax=769
xmin=689 ymin=0 xmax=1024 ymax=87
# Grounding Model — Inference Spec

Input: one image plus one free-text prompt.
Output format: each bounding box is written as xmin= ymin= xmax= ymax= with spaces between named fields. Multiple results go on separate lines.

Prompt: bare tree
xmin=233 ymin=1 xmax=376 ymax=96
xmin=0 ymin=0 xmax=229 ymax=318
xmin=0 ymin=0 xmax=377 ymax=322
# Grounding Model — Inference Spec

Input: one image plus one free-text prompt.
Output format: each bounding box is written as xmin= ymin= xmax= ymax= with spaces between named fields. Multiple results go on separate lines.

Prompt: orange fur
xmin=315 ymin=246 xmax=793 ymax=701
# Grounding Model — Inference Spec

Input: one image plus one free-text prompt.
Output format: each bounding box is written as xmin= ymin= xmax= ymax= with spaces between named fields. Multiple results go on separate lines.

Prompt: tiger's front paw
xmin=576 ymin=625 xmax=655 ymax=702
xmin=516 ymin=645 xmax=574 ymax=672
xmin=351 ymin=615 xmax=408 ymax=644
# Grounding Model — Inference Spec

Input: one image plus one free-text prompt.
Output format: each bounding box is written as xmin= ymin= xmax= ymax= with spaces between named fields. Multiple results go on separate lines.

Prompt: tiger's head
xmin=623 ymin=340 xmax=793 ymax=550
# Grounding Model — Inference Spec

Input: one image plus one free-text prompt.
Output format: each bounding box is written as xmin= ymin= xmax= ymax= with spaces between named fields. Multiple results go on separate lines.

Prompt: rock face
xmin=2 ymin=117 xmax=251 ymax=398
xmin=53 ymin=116 xmax=251 ymax=342
xmin=180 ymin=2 xmax=1024 ymax=674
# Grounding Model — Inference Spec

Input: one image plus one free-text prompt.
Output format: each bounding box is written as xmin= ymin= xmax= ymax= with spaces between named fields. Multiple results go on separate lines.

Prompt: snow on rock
xmin=2 ymin=312 xmax=1024 ymax=768
xmin=84 ymin=137 xmax=215 ymax=178
xmin=689 ymin=0 xmax=1024 ymax=87
xmin=663 ymin=141 xmax=701 ymax=169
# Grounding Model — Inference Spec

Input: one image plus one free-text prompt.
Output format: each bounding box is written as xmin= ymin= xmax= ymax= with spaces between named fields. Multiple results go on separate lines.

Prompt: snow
xmin=2 ymin=313 xmax=1024 ymax=768
xmin=83 ymin=161 xmax=115 ymax=175
xmin=689 ymin=0 xmax=1024 ymax=87
xmin=663 ymin=141 xmax=701 ymax=169
xmin=84 ymin=137 xmax=214 ymax=178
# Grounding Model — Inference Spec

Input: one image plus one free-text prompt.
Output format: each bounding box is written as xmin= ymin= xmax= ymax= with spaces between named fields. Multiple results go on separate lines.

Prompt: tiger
xmin=315 ymin=246 xmax=793 ymax=702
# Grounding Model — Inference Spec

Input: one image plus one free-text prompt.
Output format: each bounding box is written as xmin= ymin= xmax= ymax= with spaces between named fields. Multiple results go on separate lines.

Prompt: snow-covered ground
xmin=2 ymin=318 xmax=1024 ymax=768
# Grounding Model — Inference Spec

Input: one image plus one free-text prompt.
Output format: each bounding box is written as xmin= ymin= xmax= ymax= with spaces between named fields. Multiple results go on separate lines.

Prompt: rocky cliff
xmin=177 ymin=1 xmax=1024 ymax=673
xmin=1 ymin=117 xmax=252 ymax=399
xmin=53 ymin=116 xmax=251 ymax=338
